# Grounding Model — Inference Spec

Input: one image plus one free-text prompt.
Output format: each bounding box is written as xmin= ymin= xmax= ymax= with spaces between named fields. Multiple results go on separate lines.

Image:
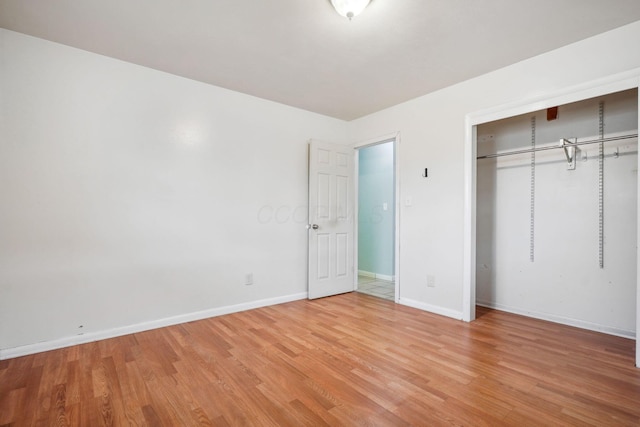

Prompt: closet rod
xmin=477 ymin=133 xmax=638 ymax=159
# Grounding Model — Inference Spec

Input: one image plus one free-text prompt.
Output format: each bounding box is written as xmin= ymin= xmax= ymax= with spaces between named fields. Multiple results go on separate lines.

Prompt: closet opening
xmin=475 ymin=88 xmax=638 ymax=339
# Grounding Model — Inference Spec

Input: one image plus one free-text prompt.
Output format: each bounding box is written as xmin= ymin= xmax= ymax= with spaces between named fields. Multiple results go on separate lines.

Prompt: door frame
xmin=463 ymin=69 xmax=640 ymax=366
xmin=353 ymin=132 xmax=401 ymax=302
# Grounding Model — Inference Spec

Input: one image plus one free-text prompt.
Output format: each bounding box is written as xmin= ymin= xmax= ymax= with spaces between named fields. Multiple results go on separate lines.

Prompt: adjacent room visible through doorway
xmin=356 ymin=140 xmax=396 ymax=301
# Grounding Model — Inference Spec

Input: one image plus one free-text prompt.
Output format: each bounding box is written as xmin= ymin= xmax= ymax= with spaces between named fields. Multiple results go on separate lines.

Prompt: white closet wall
xmin=476 ymin=89 xmax=638 ymax=337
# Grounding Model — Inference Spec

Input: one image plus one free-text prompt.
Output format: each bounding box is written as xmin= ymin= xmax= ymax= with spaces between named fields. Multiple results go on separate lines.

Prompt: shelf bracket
xmin=560 ymin=138 xmax=577 ymax=170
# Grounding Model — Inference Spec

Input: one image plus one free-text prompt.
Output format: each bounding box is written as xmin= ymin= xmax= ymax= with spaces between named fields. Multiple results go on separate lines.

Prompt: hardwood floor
xmin=1 ymin=293 xmax=639 ymax=426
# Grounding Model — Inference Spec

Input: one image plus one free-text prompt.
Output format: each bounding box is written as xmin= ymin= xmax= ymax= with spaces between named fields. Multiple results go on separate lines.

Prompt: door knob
xmin=309 ymin=224 xmax=319 ymax=230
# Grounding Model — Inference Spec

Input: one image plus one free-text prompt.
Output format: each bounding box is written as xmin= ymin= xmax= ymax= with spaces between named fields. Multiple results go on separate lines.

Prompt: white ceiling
xmin=2 ymin=0 xmax=640 ymax=120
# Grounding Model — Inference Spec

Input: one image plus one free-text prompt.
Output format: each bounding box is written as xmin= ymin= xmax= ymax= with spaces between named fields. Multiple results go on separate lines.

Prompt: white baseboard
xmin=358 ymin=270 xmax=376 ymax=279
xmin=0 ymin=292 xmax=308 ymax=360
xmin=358 ymin=270 xmax=395 ymax=282
xmin=476 ymin=300 xmax=636 ymax=339
xmin=399 ymin=298 xmax=463 ymax=321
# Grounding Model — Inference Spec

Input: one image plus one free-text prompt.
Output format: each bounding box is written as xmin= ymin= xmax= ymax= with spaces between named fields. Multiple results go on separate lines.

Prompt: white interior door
xmin=308 ymin=140 xmax=355 ymax=299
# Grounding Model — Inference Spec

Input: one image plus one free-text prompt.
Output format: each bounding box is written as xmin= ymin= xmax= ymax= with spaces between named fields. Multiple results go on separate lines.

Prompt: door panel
xmin=308 ymin=140 xmax=355 ymax=299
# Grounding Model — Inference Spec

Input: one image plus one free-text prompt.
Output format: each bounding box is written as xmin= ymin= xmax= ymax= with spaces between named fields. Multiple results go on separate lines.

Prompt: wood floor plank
xmin=2 ymin=292 xmax=640 ymax=425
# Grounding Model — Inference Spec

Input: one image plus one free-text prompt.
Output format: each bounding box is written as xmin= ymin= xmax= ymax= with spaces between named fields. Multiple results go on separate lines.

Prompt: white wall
xmin=348 ymin=21 xmax=640 ymax=321
xmin=476 ymin=91 xmax=637 ymax=336
xmin=0 ymin=29 xmax=347 ymax=355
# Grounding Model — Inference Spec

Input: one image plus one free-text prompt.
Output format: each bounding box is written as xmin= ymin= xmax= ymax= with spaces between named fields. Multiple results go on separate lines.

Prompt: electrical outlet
xmin=427 ymin=275 xmax=436 ymax=288
xmin=245 ymin=273 xmax=253 ymax=286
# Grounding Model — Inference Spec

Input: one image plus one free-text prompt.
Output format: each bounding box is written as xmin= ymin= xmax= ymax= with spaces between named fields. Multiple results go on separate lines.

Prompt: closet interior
xmin=476 ymin=89 xmax=638 ymax=337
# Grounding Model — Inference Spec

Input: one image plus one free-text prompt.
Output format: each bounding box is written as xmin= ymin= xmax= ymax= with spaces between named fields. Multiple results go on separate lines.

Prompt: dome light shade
xmin=330 ymin=0 xmax=371 ymax=20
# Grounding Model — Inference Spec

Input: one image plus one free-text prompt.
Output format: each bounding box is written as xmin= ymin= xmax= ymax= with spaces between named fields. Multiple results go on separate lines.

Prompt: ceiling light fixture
xmin=330 ymin=0 xmax=371 ymax=20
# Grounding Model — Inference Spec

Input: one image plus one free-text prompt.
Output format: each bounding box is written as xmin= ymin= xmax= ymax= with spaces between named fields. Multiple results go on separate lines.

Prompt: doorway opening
xmin=355 ymin=139 xmax=397 ymax=301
